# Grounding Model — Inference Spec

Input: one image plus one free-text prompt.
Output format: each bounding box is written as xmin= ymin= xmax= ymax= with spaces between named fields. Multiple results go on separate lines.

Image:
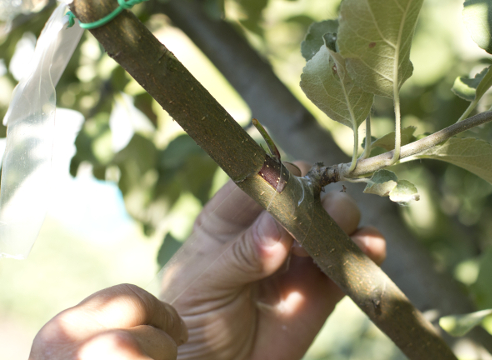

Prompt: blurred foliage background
xmin=0 ymin=0 xmax=491 ymax=359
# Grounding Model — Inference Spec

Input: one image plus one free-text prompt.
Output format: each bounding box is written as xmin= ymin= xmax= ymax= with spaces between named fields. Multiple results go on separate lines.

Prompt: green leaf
xmin=452 ymin=71 xmax=485 ymax=102
xmin=157 ymin=233 xmax=184 ymax=268
xmin=363 ymin=169 xmax=398 ymax=196
xmin=301 ymin=20 xmax=339 ymax=61
xmin=337 ymin=0 xmax=424 ymax=98
xmin=440 ymin=309 xmax=492 ymax=337
xmin=412 ymin=137 xmax=492 ymax=185
xmin=452 ymin=66 xmax=492 ymax=102
xmin=364 ymin=171 xmax=419 ymax=205
xmin=389 ymin=180 xmax=420 ymax=205
xmin=371 ymin=126 xmax=417 ymax=151
xmin=463 ymin=0 xmax=492 ymax=54
xmin=300 ymin=39 xmax=374 ymax=132
xmin=361 ymin=136 xmax=377 ymax=149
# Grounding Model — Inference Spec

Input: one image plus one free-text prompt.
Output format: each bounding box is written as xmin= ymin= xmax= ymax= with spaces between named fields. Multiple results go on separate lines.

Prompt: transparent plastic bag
xmin=0 ymin=4 xmax=83 ymax=259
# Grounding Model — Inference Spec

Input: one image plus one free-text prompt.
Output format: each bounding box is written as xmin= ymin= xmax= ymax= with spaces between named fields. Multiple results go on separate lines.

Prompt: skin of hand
xmin=29 ymin=162 xmax=385 ymax=360
xmin=29 ymin=283 xmax=188 ymax=360
xmin=163 ymin=161 xmax=386 ymax=360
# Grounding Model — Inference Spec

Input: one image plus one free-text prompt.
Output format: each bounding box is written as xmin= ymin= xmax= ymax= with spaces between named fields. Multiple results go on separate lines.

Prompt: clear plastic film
xmin=0 ymin=4 xmax=84 ymax=259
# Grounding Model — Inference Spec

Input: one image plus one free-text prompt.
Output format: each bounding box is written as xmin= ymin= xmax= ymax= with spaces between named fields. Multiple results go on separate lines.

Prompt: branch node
xmin=306 ymin=162 xmax=343 ymax=195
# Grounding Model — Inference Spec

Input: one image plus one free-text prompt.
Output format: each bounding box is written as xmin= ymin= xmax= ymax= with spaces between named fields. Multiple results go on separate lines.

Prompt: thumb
xmin=209 ymin=210 xmax=294 ymax=289
xmin=208 ymin=161 xmax=303 ymax=288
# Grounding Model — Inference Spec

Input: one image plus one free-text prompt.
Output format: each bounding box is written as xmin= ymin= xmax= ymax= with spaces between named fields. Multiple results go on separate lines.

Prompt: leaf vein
xmin=391 ymin=0 xmax=405 ymax=13
xmin=365 ymin=0 xmax=396 ymax=48
xmin=357 ymin=57 xmax=394 ymax=82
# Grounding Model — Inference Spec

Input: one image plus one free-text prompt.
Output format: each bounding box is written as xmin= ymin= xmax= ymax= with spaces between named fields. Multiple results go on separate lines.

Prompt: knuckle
xmin=120 ymin=283 xmax=155 ymax=318
xmin=30 ymin=309 xmax=81 ymax=357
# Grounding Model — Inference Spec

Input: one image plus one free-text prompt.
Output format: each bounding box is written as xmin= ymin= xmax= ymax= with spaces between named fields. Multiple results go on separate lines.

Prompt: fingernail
xmin=257 ymin=213 xmax=282 ymax=247
xmin=352 ymin=236 xmax=368 ymax=253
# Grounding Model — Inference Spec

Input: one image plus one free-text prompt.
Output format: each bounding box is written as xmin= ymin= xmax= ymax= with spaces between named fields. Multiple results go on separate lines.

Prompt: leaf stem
xmin=456 ymin=99 xmax=478 ymax=123
xmin=359 ymin=114 xmax=372 ymax=159
xmin=348 ymin=125 xmax=358 ymax=173
xmin=390 ymin=95 xmax=402 ymax=164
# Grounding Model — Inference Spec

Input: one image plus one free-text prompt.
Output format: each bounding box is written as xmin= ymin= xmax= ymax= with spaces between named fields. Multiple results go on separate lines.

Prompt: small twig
xmin=317 ymin=110 xmax=492 ymax=186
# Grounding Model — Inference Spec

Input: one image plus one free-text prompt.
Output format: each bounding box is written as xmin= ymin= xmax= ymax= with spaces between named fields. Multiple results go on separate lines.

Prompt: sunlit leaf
xmin=463 ymin=0 xmax=492 ymax=54
xmin=363 ymin=169 xmax=398 ymax=196
xmin=452 ymin=66 xmax=492 ymax=102
xmin=301 ymin=19 xmax=339 ymax=61
xmin=389 ymin=180 xmax=420 ymax=205
xmin=371 ymin=126 xmax=417 ymax=151
xmin=337 ymin=0 xmax=423 ymax=98
xmin=412 ymin=137 xmax=492 ymax=185
xmin=440 ymin=309 xmax=492 ymax=337
xmin=300 ymin=38 xmax=373 ymax=132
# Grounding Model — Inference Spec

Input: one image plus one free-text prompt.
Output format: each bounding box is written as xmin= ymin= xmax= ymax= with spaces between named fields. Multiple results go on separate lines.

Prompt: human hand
xmin=29 ymin=284 xmax=188 ymax=360
xmin=161 ymin=162 xmax=386 ymax=360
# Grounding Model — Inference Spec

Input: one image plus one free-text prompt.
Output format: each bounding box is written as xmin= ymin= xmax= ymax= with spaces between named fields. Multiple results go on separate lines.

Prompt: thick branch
xmin=319 ymin=111 xmax=492 ymax=184
xmin=70 ymin=1 xmax=457 ymax=358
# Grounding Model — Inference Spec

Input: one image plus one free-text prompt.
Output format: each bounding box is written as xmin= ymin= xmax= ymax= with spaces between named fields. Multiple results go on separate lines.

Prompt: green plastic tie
xmin=66 ymin=0 xmax=148 ymax=29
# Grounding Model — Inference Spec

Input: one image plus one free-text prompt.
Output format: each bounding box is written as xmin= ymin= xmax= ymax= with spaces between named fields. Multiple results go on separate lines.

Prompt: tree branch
xmin=318 ymin=111 xmax=492 ymax=185
xmin=149 ymin=0 xmax=492 ymax=354
xmin=70 ymin=1 xmax=458 ymax=358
